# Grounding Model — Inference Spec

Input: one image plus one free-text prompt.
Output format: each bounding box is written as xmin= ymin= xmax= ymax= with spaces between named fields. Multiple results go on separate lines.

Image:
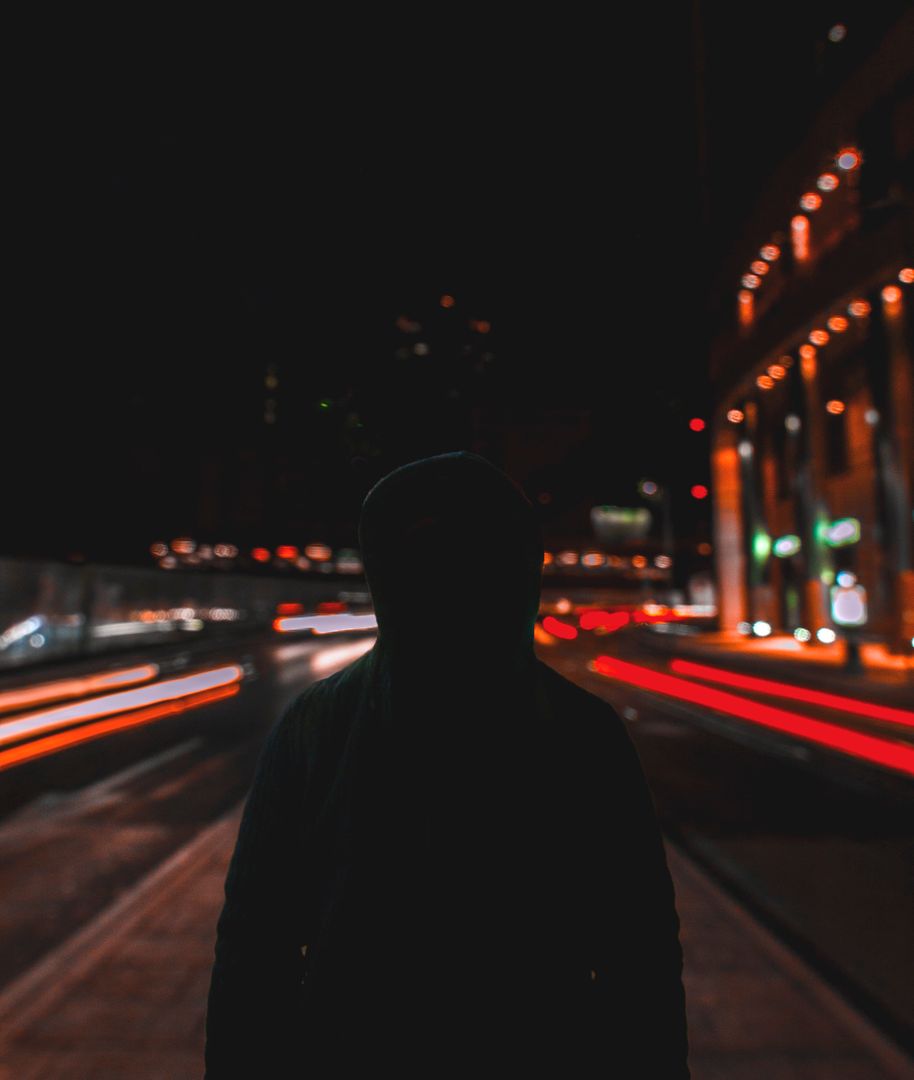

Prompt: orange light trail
xmin=592 ymin=656 xmax=914 ymax=778
xmin=0 ymin=684 xmax=239 ymax=773
xmin=669 ymin=659 xmax=914 ymax=731
xmin=0 ymin=665 xmax=244 ymax=748
xmin=0 ymin=664 xmax=159 ymax=716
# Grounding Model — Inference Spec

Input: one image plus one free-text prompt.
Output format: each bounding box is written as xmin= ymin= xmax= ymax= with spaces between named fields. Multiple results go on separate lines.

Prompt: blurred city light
xmin=773 ymin=534 xmax=801 ymax=557
xmin=738 ymin=290 xmax=754 ymax=325
xmin=791 ymin=215 xmax=810 ymax=261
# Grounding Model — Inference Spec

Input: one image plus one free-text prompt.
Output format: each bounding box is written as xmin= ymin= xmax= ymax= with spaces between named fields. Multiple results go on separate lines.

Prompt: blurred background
xmin=1 ymin=5 xmax=912 ymax=1077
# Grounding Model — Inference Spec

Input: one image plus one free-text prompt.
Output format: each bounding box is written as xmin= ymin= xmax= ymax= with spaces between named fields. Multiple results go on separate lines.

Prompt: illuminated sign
xmin=773 ymin=534 xmax=801 ymax=557
xmin=590 ymin=505 xmax=652 ymax=543
xmin=824 ymin=518 xmax=860 ymax=547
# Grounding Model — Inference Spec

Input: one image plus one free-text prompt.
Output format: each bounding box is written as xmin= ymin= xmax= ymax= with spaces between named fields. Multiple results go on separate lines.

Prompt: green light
xmin=773 ymin=534 xmax=801 ymax=557
xmin=824 ymin=517 xmax=861 ymax=547
xmin=752 ymin=531 xmax=772 ymax=561
xmin=319 ymin=399 xmax=331 ymax=410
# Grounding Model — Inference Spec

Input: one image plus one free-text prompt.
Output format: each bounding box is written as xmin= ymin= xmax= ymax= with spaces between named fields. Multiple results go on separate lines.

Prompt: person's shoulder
xmin=537 ymin=657 xmax=623 ymax=724
xmin=536 ymin=657 xmax=631 ymax=747
xmin=280 ymin=644 xmax=374 ymax=745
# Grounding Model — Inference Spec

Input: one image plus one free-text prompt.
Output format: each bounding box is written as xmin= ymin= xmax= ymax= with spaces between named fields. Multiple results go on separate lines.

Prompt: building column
xmin=797 ymin=345 xmax=833 ymax=634
xmin=741 ymin=401 xmax=774 ymax=626
xmin=879 ymin=285 xmax=914 ymax=649
xmin=712 ymin=417 xmax=747 ymax=632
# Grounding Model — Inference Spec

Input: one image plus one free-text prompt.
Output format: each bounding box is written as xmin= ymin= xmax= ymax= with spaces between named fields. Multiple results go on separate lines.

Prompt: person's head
xmin=358 ymin=451 xmax=543 ymax=666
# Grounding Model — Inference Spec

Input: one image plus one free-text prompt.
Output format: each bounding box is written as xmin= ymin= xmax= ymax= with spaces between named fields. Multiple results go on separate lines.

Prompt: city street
xmin=0 ymin=606 xmax=911 ymax=1076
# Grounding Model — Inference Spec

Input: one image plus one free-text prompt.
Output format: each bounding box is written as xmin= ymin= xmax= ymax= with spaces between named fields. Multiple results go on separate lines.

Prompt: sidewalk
xmin=0 ymin=805 xmax=911 ymax=1079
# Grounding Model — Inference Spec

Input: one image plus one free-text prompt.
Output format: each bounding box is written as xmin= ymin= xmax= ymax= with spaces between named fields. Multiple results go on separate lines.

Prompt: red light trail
xmin=669 ymin=659 xmax=914 ymax=731
xmin=593 ymin=656 xmax=914 ymax=778
xmin=541 ymin=617 xmax=578 ymax=640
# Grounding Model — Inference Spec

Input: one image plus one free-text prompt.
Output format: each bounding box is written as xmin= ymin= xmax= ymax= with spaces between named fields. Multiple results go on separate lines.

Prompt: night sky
xmin=9 ymin=4 xmax=904 ymax=563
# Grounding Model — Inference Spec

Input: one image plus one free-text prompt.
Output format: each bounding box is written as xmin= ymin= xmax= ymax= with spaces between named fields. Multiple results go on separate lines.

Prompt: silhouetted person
xmin=205 ymin=451 xmax=689 ymax=1077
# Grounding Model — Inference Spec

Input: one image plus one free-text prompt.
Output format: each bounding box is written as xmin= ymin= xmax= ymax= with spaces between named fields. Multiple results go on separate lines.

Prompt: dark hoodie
xmin=204 ymin=451 xmax=689 ymax=1077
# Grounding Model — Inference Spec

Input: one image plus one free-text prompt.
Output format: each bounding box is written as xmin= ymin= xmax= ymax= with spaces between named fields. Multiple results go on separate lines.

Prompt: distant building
xmin=708 ymin=12 xmax=913 ymax=651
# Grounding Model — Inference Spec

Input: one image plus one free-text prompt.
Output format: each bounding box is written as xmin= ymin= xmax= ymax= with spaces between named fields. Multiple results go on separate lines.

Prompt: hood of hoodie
xmin=357 ymin=451 xmax=544 ymax=686
xmin=307 ymin=452 xmax=548 ymax=914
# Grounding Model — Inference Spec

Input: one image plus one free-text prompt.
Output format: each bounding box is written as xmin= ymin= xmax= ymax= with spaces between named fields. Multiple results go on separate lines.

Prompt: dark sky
xmin=10 ymin=6 xmax=904 ymax=561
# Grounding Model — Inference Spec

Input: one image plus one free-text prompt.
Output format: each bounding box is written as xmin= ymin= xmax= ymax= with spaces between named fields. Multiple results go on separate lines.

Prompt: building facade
xmin=709 ymin=13 xmax=913 ymax=652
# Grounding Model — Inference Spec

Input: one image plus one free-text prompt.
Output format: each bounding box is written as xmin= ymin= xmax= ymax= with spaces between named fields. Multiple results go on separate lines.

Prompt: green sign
xmin=773 ymin=534 xmax=801 ymax=557
xmin=824 ymin=517 xmax=861 ymax=547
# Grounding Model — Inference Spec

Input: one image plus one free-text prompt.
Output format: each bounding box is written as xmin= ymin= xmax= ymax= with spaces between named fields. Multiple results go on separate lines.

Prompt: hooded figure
xmin=205 ymin=451 xmax=689 ymax=1077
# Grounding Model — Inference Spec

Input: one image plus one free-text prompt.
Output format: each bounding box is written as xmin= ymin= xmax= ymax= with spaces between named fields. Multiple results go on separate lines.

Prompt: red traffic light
xmin=691 ymin=484 xmax=709 ymax=500
xmin=689 ymin=418 xmax=706 ymax=432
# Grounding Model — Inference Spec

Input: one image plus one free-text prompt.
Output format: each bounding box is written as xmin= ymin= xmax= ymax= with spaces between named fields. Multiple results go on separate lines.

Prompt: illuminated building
xmin=710 ymin=14 xmax=913 ymax=651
